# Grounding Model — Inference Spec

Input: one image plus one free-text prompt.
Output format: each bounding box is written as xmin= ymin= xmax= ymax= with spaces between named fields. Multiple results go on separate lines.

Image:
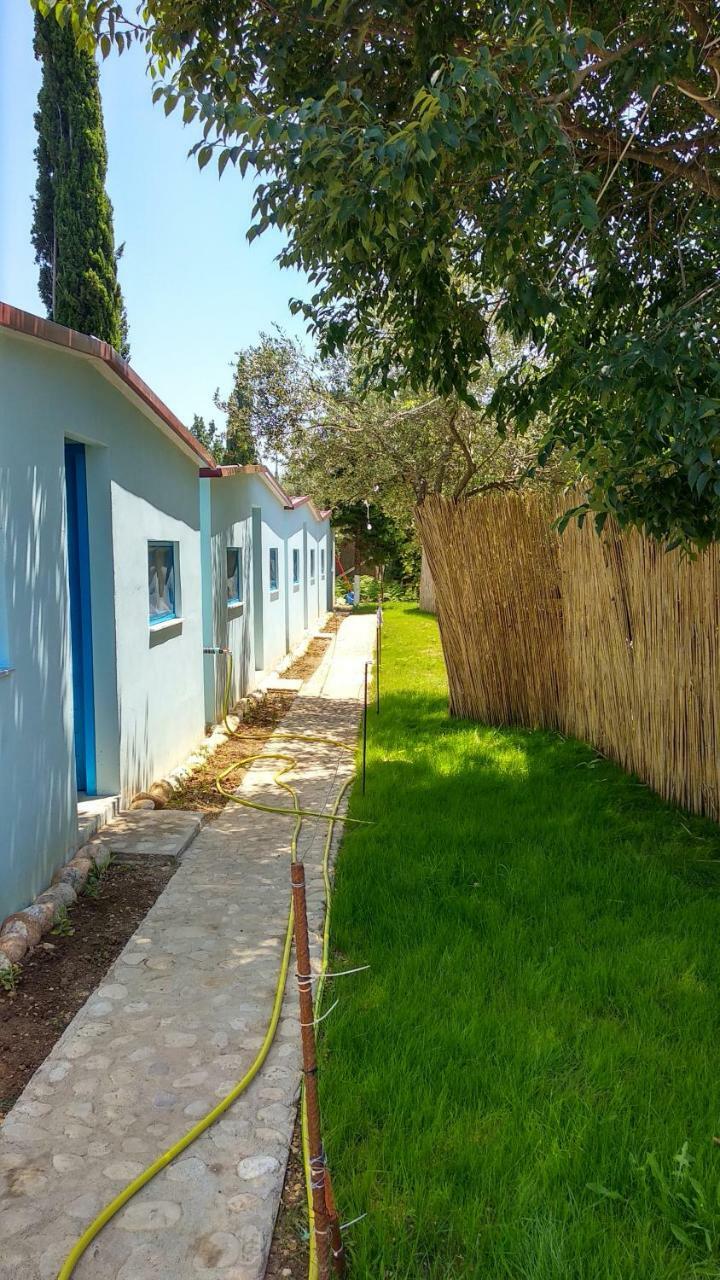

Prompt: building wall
xmin=253 ymin=479 xmax=290 ymax=674
xmin=200 ymin=476 xmax=255 ymax=726
xmin=0 ymin=332 xmax=204 ymax=920
xmin=0 ymin=330 xmax=334 ymax=923
xmin=286 ymin=523 xmax=306 ymax=651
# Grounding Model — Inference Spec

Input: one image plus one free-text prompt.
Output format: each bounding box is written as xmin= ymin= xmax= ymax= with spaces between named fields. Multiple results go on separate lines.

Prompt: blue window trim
xmin=148 ymin=540 xmax=177 ymax=625
xmin=227 ymin=546 xmax=242 ymax=605
xmin=292 ymin=548 xmax=300 ymax=586
xmin=269 ymin=546 xmax=279 ymax=592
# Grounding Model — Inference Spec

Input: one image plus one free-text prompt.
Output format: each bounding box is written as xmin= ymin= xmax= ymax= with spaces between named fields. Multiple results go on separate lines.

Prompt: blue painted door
xmin=64 ymin=441 xmax=96 ymax=794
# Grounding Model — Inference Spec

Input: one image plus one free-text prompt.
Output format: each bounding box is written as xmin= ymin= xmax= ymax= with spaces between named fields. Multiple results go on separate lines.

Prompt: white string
xmin=340 ymin=1212 xmax=368 ymax=1231
xmin=325 ymin=964 xmax=371 ymax=979
xmin=300 ymin=998 xmax=339 ymax=1027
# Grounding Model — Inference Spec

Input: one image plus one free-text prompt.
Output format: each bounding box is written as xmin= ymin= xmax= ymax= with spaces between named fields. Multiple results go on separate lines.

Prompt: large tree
xmin=48 ymin=0 xmax=720 ymax=546
xmin=32 ymin=11 xmax=128 ymax=355
xmin=213 ymin=329 xmax=566 ymax=547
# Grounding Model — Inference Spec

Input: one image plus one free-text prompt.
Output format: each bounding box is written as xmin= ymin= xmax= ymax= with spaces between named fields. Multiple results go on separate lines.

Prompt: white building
xmin=0 ymin=304 xmax=333 ymax=923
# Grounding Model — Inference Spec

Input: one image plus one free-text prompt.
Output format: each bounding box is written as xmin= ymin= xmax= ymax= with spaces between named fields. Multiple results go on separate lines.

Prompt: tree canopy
xmin=33 ymin=10 xmax=129 ymax=355
xmin=46 ymin=0 xmax=720 ymax=547
xmin=211 ymin=330 xmax=566 ymax=570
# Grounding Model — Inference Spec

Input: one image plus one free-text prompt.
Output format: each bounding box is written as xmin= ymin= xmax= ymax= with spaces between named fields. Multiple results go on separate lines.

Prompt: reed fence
xmin=415 ymin=492 xmax=720 ymax=822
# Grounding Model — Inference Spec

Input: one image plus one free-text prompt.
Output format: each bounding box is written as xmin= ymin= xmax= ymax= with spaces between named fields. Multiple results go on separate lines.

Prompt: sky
xmin=0 ymin=1 xmax=311 ymax=428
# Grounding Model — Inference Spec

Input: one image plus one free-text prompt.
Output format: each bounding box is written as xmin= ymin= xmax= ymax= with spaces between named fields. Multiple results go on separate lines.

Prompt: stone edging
xmin=0 ymin=618 xmax=331 ymax=982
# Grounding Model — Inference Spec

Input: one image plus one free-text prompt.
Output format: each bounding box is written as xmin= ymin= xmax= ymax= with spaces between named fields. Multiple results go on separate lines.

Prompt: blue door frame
xmin=64 ymin=441 xmax=97 ymax=794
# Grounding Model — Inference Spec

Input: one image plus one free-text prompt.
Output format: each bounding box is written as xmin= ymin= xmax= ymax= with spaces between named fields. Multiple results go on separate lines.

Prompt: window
xmin=310 ymin=548 xmax=316 ymax=583
xmin=148 ymin=542 xmax=176 ymax=624
xmin=269 ymin=546 xmax=279 ymax=592
xmin=292 ymin=548 xmax=300 ymax=586
xmin=320 ymin=548 xmax=326 ymax=577
xmin=227 ymin=547 xmax=242 ymax=605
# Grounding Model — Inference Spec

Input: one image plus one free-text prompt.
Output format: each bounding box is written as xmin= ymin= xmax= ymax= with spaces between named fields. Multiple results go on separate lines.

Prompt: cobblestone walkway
xmin=0 ymin=613 xmax=376 ymax=1280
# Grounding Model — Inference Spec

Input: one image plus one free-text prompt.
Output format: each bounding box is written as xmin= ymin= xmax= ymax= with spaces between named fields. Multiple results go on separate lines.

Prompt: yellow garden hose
xmin=58 ymin=646 xmax=362 ymax=1279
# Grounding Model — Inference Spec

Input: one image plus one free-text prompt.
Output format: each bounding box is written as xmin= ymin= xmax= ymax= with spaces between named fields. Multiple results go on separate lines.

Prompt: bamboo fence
xmin=415 ymin=492 xmax=720 ymax=821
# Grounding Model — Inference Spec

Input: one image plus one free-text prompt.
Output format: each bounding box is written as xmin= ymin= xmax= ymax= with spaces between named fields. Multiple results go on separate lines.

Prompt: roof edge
xmin=0 ymin=302 xmax=217 ymax=468
xmin=200 ymin=464 xmax=330 ymax=523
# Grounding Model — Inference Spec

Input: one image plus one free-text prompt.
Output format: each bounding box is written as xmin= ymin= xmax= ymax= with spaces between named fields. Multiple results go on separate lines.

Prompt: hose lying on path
xmin=58 ymin=647 xmax=363 ymax=1280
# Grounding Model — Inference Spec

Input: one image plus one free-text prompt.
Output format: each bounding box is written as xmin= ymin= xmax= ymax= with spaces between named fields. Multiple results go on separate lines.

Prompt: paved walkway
xmin=0 ymin=613 xmax=375 ymax=1280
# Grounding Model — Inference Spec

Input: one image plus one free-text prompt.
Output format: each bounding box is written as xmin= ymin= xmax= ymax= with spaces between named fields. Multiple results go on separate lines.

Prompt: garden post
xmin=291 ymin=861 xmax=332 ymax=1280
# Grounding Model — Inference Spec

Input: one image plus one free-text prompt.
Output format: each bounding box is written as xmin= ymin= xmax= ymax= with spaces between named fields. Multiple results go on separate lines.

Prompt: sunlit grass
xmin=320 ymin=603 xmax=720 ymax=1279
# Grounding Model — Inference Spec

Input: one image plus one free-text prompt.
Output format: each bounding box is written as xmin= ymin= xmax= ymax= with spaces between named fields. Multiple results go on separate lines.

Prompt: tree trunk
xmin=419 ymin=546 xmax=436 ymax=613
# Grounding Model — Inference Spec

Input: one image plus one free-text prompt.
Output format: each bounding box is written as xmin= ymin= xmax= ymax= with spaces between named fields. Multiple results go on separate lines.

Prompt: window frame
xmin=292 ymin=547 xmax=300 ymax=586
xmin=226 ymin=546 xmax=242 ymax=606
xmin=309 ymin=548 xmax=316 ymax=584
xmin=320 ymin=548 xmax=326 ymax=578
xmin=269 ymin=546 xmax=279 ymax=593
xmin=148 ymin=540 xmax=177 ymax=626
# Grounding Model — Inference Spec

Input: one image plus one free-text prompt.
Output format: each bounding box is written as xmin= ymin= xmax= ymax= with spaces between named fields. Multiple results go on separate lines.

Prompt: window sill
xmin=293 ymin=583 xmax=300 ymax=593
xmin=269 ymin=589 xmax=280 ymax=602
xmin=0 ymin=667 xmax=14 ymax=679
xmin=227 ymin=601 xmax=244 ymax=619
xmin=149 ymin=617 xmax=183 ymax=647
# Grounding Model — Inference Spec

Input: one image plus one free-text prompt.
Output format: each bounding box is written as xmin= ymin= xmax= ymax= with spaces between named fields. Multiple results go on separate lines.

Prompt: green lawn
xmin=321 ymin=603 xmax=720 ymax=1279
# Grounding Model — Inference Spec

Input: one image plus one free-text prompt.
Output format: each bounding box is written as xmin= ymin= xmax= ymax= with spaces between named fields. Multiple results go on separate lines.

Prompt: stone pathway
xmin=0 ymin=613 xmax=376 ymax=1280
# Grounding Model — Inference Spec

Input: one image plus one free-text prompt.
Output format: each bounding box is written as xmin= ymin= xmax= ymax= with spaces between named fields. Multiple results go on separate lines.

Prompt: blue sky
xmin=0 ymin=3 xmax=311 ymax=428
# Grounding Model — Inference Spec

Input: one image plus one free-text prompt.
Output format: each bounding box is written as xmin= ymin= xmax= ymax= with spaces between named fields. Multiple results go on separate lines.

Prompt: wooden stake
xmin=376 ymin=619 xmax=381 ymax=715
xmin=362 ymin=662 xmax=368 ymax=794
xmin=324 ymin=1167 xmax=347 ymax=1275
xmin=291 ymin=862 xmax=332 ymax=1280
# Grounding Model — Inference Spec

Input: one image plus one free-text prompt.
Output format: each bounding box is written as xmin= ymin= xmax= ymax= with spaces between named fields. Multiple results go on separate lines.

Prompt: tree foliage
xmin=47 ymin=0 xmax=720 ymax=546
xmin=32 ymin=10 xmax=129 ymax=355
xmin=213 ymin=331 xmax=566 ymax=557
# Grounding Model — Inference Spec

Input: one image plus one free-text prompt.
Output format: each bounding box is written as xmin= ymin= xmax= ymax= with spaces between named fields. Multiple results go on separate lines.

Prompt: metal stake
xmin=291 ymin=862 xmax=332 ymax=1280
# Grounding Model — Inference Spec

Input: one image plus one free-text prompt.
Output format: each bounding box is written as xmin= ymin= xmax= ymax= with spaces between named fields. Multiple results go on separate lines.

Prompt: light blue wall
xmin=0 ymin=331 xmax=205 ymax=921
xmin=200 ymin=475 xmax=255 ymax=725
xmin=286 ymin=522 xmax=306 ymax=651
xmin=0 ymin=330 xmax=333 ymax=923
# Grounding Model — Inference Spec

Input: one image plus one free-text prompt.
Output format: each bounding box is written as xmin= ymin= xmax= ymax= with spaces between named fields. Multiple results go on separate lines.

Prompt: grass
xmin=320 ymin=602 xmax=720 ymax=1279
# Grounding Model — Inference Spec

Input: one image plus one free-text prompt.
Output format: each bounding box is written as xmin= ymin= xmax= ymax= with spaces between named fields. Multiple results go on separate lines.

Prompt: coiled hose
xmin=58 ymin=645 xmax=362 ymax=1279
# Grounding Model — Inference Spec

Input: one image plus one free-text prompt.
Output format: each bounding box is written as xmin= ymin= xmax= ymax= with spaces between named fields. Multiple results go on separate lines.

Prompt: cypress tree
xmin=32 ymin=14 xmax=129 ymax=356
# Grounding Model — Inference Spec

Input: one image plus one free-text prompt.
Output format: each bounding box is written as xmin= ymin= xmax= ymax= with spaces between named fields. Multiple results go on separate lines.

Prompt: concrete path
xmin=0 ymin=613 xmax=376 ymax=1280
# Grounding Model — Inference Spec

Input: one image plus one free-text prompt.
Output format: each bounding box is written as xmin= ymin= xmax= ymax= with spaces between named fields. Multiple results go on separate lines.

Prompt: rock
xmin=0 ymin=934 xmax=27 ymax=964
xmin=37 ymin=882 xmax=77 ymax=910
xmin=148 ymin=780 xmax=173 ymax=808
xmin=130 ymin=799 xmax=156 ymax=811
xmin=90 ymin=844 xmax=112 ymax=870
xmin=23 ymin=901 xmax=56 ymax=933
xmin=236 ymin=1155 xmax=280 ymax=1181
xmin=0 ymin=918 xmax=32 ymax=947
xmin=53 ymin=859 xmax=90 ymax=891
xmin=65 ymin=856 xmax=93 ymax=885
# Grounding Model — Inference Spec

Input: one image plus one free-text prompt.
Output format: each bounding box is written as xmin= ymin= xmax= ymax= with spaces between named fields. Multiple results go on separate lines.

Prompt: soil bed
xmin=0 ymin=859 xmax=174 ymax=1119
xmin=265 ymin=1117 xmax=311 ymax=1279
xmin=166 ymin=689 xmax=296 ymax=817
xmin=283 ymin=635 xmax=331 ymax=680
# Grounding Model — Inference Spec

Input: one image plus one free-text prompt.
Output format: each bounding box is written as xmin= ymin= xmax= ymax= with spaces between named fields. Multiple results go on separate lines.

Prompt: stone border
xmin=0 ymin=618 xmax=332 ymax=983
